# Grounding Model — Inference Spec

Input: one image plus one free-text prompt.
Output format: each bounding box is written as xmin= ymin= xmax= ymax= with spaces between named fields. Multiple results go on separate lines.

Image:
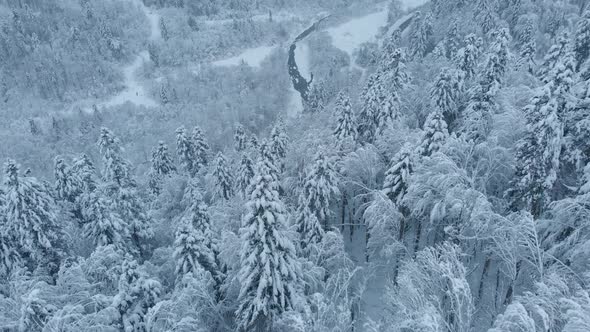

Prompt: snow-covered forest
xmin=1 ymin=0 xmax=590 ymax=330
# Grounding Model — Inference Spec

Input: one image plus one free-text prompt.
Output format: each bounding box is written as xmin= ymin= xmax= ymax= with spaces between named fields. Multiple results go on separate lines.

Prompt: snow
xmin=103 ymin=51 xmax=158 ymax=109
xmin=326 ymin=10 xmax=389 ymax=58
xmin=212 ymin=46 xmax=276 ymax=68
xmin=400 ymin=0 xmax=429 ymax=10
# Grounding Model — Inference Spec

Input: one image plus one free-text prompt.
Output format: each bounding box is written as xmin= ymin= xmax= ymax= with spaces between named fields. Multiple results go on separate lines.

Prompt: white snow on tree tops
xmin=213 ymin=46 xmax=276 ymax=68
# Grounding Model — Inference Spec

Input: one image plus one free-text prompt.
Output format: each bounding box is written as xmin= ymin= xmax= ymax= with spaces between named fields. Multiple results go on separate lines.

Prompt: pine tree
xmin=259 ymin=140 xmax=280 ymax=185
xmin=445 ymin=20 xmax=460 ymax=59
xmin=538 ymin=34 xmax=570 ymax=83
xmin=236 ymin=159 xmax=301 ymax=331
xmin=409 ymin=11 xmax=434 ymax=59
xmin=270 ymin=118 xmax=289 ymax=169
xmin=179 ymin=182 xmax=222 ymax=286
xmin=333 ymin=91 xmax=358 ymax=142
xmin=430 ymin=67 xmax=463 ymax=126
xmin=149 ymin=141 xmax=176 ymax=194
xmin=304 ymin=81 xmax=327 ymax=113
xmin=97 ymin=127 xmax=133 ymax=188
xmin=517 ymin=15 xmax=537 ymax=73
xmin=54 ymin=157 xmax=81 ymax=203
xmin=236 ymin=153 xmax=255 ymax=197
xmin=454 ymin=34 xmax=483 ymax=80
xmin=192 ymin=126 xmax=210 ymax=172
xmin=462 ymin=84 xmax=496 ymax=142
xmin=112 ymin=257 xmax=162 ymax=332
xmin=358 ymin=73 xmax=382 ymax=142
xmin=70 ymin=154 xmax=97 ymax=193
xmin=234 ymin=124 xmax=248 ymax=152
xmin=82 ymin=192 xmax=127 ymax=249
xmin=480 ymin=28 xmax=511 ymax=97
xmin=507 ymin=51 xmax=575 ymax=216
xmin=151 ymin=141 xmax=176 ymax=176
xmin=574 ymin=9 xmax=590 ymax=70
xmin=383 ymin=143 xmax=414 ymax=205
xmin=3 ymin=160 xmax=64 ymax=272
xmin=297 ymin=153 xmax=339 ymax=232
xmin=98 ymin=128 xmax=152 ymax=256
xmin=176 ymin=126 xmax=196 ymax=177
xmin=212 ymin=152 xmax=233 ymax=200
xmin=416 ymin=111 xmax=449 ymax=157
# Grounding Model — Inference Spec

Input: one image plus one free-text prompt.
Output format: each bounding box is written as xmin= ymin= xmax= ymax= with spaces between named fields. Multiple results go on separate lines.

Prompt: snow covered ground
xmin=326 ymin=9 xmax=389 ymax=58
xmin=102 ymin=51 xmax=158 ymax=109
xmin=212 ymin=46 xmax=276 ymax=68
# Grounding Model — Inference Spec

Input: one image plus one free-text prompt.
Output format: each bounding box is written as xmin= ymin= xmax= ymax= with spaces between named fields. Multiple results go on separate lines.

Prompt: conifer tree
xmin=445 ymin=20 xmax=460 ymax=59
xmin=358 ymin=73 xmax=382 ymax=142
xmin=383 ymin=143 xmax=414 ymax=205
xmin=98 ymin=127 xmax=133 ymax=188
xmin=480 ymin=28 xmax=511 ymax=97
xmin=112 ymin=258 xmax=162 ymax=332
xmin=236 ymin=159 xmax=301 ymax=331
xmin=82 ymin=192 xmax=127 ymax=249
xmin=574 ymin=9 xmax=590 ymax=70
xmin=409 ymin=11 xmax=434 ymax=59
xmin=507 ymin=50 xmax=576 ymax=216
xmin=236 ymin=153 xmax=255 ymax=197
xmin=176 ymin=126 xmax=197 ymax=177
xmin=416 ymin=111 xmax=449 ymax=157
xmin=54 ymin=156 xmax=81 ymax=203
xmin=3 ymin=160 xmax=64 ymax=272
xmin=192 ymin=126 xmax=210 ymax=172
xmin=70 ymin=154 xmax=97 ymax=193
xmin=98 ymin=128 xmax=152 ymax=256
xmin=212 ymin=152 xmax=233 ymax=201
xmin=179 ymin=182 xmax=222 ymax=286
xmin=270 ymin=118 xmax=289 ymax=167
xmin=517 ymin=15 xmax=537 ymax=73
xmin=333 ymin=91 xmax=357 ymax=142
xmin=297 ymin=153 xmax=339 ymax=232
xmin=149 ymin=141 xmax=176 ymax=194
xmin=151 ymin=141 xmax=176 ymax=177
xmin=454 ymin=34 xmax=483 ymax=80
xmin=234 ymin=124 xmax=248 ymax=152
xmin=538 ymin=34 xmax=570 ymax=83
xmin=430 ymin=67 xmax=463 ymax=126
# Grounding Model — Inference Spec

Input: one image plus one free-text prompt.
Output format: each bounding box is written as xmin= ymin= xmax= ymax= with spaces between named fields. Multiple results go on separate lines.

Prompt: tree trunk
xmin=478 ymin=255 xmax=491 ymax=302
xmin=413 ymin=219 xmax=422 ymax=257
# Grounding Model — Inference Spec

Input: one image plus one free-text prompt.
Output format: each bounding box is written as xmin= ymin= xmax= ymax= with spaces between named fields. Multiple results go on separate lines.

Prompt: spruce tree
xmin=97 ymin=128 xmax=133 ymax=188
xmin=149 ymin=141 xmax=176 ymax=194
xmin=179 ymin=182 xmax=222 ymax=286
xmin=383 ymin=143 xmax=414 ymax=205
xmin=416 ymin=111 xmax=449 ymax=157
xmin=236 ymin=159 xmax=301 ymax=331
xmin=270 ymin=118 xmax=289 ymax=169
xmin=430 ymin=67 xmax=463 ymax=126
xmin=574 ymin=9 xmax=590 ymax=70
xmin=480 ymin=28 xmax=511 ymax=97
xmin=54 ymin=156 xmax=81 ymax=203
xmin=409 ymin=11 xmax=434 ymax=59
xmin=538 ymin=34 xmax=570 ymax=83
xmin=176 ymin=126 xmax=197 ymax=176
xmin=112 ymin=257 xmax=162 ymax=332
xmin=358 ymin=73 xmax=382 ymax=142
xmin=151 ymin=141 xmax=176 ymax=177
xmin=507 ymin=50 xmax=576 ymax=216
xmin=192 ymin=126 xmax=210 ymax=172
xmin=98 ymin=128 xmax=152 ymax=256
xmin=3 ymin=160 xmax=64 ymax=272
xmin=454 ymin=34 xmax=483 ymax=80
xmin=333 ymin=91 xmax=357 ymax=142
xmin=82 ymin=192 xmax=127 ymax=249
xmin=236 ymin=153 xmax=255 ymax=197
xmin=297 ymin=152 xmax=339 ymax=231
xmin=517 ymin=15 xmax=537 ymax=73
xmin=70 ymin=154 xmax=97 ymax=193
xmin=212 ymin=152 xmax=233 ymax=201
xmin=445 ymin=20 xmax=460 ymax=59
xmin=234 ymin=124 xmax=248 ymax=152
